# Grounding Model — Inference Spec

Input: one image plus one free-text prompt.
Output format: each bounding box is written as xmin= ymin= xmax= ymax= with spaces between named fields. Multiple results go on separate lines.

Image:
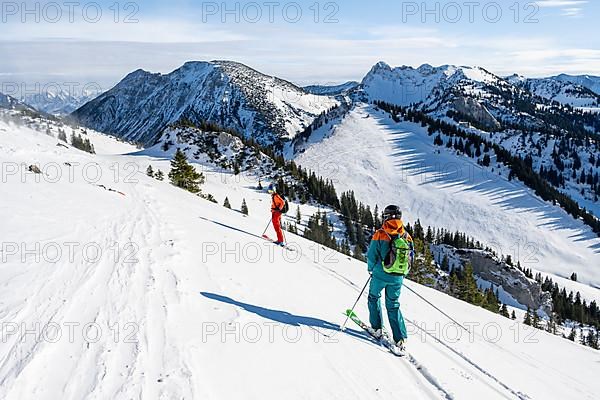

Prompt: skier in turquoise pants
xmin=367 ymin=205 xmax=414 ymax=348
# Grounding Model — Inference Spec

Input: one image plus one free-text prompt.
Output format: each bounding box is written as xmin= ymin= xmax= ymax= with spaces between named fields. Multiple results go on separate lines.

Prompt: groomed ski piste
xmin=295 ymin=103 xmax=600 ymax=303
xmin=1 ymin=117 xmax=599 ymax=400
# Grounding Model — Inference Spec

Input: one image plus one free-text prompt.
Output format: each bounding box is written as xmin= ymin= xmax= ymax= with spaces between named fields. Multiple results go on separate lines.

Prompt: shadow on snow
xmin=200 ymin=292 xmax=376 ymax=344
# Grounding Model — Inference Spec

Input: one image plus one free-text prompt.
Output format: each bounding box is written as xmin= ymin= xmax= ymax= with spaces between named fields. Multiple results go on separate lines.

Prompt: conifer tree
xmin=146 ymin=165 xmax=154 ymax=177
xmin=353 ymin=243 xmax=365 ymax=261
xmin=241 ymin=199 xmax=249 ymax=215
xmin=340 ymin=240 xmax=351 ymax=256
xmin=532 ymin=310 xmax=541 ymax=329
xmin=169 ymin=148 xmax=205 ymax=194
xmin=461 ymin=263 xmax=481 ymax=305
xmin=570 ymin=272 xmax=578 ymax=281
xmin=524 ymin=307 xmax=532 ymax=326
xmin=70 ymin=133 xmax=95 ymax=154
xmin=223 ymin=197 xmax=231 ymax=209
xmin=155 ymin=170 xmax=164 ymax=181
xmin=441 ymin=254 xmax=450 ymax=271
xmin=580 ymin=329 xmax=588 ymax=346
xmin=374 ymin=205 xmax=381 ymax=227
xmin=546 ymin=314 xmax=557 ymax=334
xmin=296 ymin=206 xmax=302 ymax=224
xmin=588 ymin=330 xmax=599 ymax=350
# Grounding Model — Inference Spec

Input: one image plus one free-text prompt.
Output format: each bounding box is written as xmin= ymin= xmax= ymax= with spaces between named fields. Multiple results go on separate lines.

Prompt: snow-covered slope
xmin=475 ymin=126 xmax=600 ymax=219
xmin=71 ymin=61 xmax=338 ymax=148
xmin=295 ymin=104 xmax=600 ymax=301
xmin=507 ymin=74 xmax=599 ymax=107
xmin=1 ymin=112 xmax=599 ymax=400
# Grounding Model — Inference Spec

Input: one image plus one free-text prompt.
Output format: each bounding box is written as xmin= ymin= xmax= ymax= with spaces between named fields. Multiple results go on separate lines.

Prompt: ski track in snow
xmin=307 ymin=256 xmax=525 ymax=400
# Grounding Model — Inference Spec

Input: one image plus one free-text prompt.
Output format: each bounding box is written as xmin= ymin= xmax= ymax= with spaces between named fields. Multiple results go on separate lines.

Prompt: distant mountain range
xmin=303 ymin=81 xmax=359 ymax=96
xmin=554 ymin=74 xmax=600 ymax=96
xmin=23 ymin=90 xmax=99 ymax=116
xmin=27 ymin=60 xmax=588 ymax=151
xmin=70 ymin=60 xmax=338 ymax=148
xmin=506 ymin=74 xmax=599 ymax=107
xmin=0 ymin=92 xmax=37 ymax=113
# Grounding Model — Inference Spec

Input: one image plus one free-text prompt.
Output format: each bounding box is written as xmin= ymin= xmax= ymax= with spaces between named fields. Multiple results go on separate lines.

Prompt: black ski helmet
xmin=382 ymin=205 xmax=402 ymax=221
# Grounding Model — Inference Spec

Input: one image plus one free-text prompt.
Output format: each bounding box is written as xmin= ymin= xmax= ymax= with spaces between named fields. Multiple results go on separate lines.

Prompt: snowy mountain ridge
xmin=554 ymin=74 xmax=600 ymax=96
xmin=360 ymin=61 xmax=504 ymax=107
xmin=71 ymin=60 xmax=338 ymax=149
xmin=361 ymin=62 xmax=600 ymax=109
xmin=303 ymin=81 xmax=360 ymax=96
xmin=360 ymin=61 xmax=526 ymax=132
xmin=506 ymin=74 xmax=600 ymax=107
xmin=0 ymin=92 xmax=37 ymax=113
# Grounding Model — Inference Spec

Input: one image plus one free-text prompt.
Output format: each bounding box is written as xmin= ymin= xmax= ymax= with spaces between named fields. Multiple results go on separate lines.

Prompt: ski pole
xmin=340 ymin=276 xmax=371 ymax=332
xmin=282 ymin=225 xmax=288 ymax=245
xmin=403 ymin=282 xmax=471 ymax=334
xmin=261 ymin=218 xmax=272 ymax=237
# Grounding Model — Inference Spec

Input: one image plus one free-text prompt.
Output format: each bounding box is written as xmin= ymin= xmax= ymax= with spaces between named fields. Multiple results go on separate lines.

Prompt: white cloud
xmin=0 ymin=18 xmax=251 ymax=43
xmin=535 ymin=0 xmax=587 ymax=17
xmin=535 ymin=0 xmax=587 ymax=7
xmin=561 ymin=7 xmax=584 ymax=17
xmin=1 ymin=12 xmax=599 ymax=87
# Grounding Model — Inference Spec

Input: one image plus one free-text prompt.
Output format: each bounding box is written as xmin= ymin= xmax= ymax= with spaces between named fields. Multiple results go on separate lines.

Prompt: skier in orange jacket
xmin=268 ymin=184 xmax=286 ymax=245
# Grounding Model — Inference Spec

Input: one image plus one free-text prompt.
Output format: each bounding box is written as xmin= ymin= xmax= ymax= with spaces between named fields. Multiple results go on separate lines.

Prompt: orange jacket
xmin=371 ymin=219 xmax=413 ymax=243
xmin=271 ymin=193 xmax=285 ymax=212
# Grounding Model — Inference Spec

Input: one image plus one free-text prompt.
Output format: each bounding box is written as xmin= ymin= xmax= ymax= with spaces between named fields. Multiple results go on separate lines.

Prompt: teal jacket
xmin=367 ymin=219 xmax=414 ymax=283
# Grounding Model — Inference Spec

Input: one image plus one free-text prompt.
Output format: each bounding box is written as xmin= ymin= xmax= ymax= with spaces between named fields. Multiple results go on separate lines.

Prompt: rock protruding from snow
xmin=452 ymin=96 xmax=501 ymax=130
xmin=458 ymin=248 xmax=551 ymax=313
xmin=149 ymin=124 xmax=276 ymax=176
xmin=433 ymin=244 xmax=551 ymax=312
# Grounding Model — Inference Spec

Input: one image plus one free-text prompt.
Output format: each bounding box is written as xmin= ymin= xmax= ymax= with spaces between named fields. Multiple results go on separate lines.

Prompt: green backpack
xmin=382 ymin=234 xmax=411 ymax=275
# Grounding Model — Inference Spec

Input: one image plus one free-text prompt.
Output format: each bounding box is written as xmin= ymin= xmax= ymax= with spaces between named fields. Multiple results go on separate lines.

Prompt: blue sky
xmin=1 ymin=0 xmax=599 ymax=93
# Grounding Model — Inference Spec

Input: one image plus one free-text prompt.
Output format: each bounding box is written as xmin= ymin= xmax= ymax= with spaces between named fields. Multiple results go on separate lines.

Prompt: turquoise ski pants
xmin=368 ymin=275 xmax=407 ymax=342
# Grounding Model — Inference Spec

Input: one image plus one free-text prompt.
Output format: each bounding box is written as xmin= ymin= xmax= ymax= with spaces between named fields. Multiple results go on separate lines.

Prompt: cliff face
xmin=456 ymin=249 xmax=552 ymax=313
xmin=452 ymin=96 xmax=501 ymax=130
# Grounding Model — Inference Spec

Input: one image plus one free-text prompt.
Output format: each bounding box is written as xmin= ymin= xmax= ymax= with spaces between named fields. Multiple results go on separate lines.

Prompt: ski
xmin=261 ymin=235 xmax=295 ymax=251
xmin=343 ymin=309 xmax=406 ymax=357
